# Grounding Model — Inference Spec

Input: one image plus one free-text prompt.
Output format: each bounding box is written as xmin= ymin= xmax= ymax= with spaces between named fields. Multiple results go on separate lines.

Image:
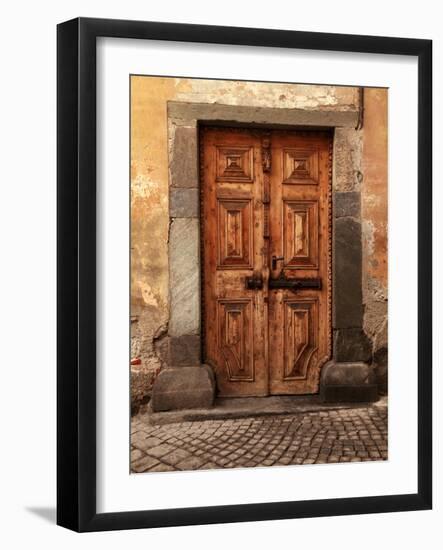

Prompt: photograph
xmin=0 ymin=0 xmax=437 ymax=543
xmin=129 ymin=76 xmax=388 ymax=473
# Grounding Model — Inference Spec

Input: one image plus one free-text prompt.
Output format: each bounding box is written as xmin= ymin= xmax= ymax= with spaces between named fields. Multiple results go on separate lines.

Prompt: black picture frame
xmin=57 ymin=17 xmax=432 ymax=532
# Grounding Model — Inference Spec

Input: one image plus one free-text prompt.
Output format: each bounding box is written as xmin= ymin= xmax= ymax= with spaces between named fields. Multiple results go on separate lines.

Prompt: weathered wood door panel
xmin=201 ymin=127 xmax=331 ymax=397
xmin=268 ymin=131 xmax=331 ymax=394
xmin=201 ymin=128 xmax=268 ymax=397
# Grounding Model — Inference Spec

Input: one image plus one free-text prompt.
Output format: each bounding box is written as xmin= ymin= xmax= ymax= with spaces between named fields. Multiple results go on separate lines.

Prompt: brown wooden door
xmin=201 ymin=127 xmax=331 ymax=397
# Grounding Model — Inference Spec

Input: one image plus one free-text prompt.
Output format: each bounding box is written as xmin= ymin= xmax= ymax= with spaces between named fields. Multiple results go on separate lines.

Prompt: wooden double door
xmin=201 ymin=127 xmax=332 ymax=397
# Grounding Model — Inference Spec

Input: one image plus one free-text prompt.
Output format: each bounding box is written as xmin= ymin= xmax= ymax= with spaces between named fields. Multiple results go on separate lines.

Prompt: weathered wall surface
xmin=130 ymin=76 xmax=387 ymax=407
xmin=362 ymin=89 xmax=388 ymax=392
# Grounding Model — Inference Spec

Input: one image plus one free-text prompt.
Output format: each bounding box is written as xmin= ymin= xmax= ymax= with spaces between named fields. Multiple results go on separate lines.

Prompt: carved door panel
xmin=268 ymin=131 xmax=331 ymax=394
xmin=201 ymin=127 xmax=268 ymax=396
xmin=201 ymin=127 xmax=331 ymax=397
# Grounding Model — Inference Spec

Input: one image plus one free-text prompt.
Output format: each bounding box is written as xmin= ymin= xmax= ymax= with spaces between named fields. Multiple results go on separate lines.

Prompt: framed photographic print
xmin=57 ymin=18 xmax=432 ymax=532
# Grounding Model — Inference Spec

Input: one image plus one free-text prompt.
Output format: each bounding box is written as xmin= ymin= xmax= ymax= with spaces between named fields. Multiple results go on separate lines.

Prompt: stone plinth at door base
xmin=151 ymin=364 xmax=215 ymax=412
xmin=319 ymin=361 xmax=378 ymax=403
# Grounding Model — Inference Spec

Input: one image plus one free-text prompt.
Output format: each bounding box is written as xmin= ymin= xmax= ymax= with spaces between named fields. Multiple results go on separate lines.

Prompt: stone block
xmin=151 ymin=365 xmax=215 ymax=411
xmin=320 ymin=361 xmax=378 ymax=403
xmin=169 ymin=218 xmax=200 ymax=336
xmin=170 ymin=126 xmax=198 ymax=188
xmin=334 ymin=328 xmax=372 ymax=363
xmin=334 ymin=191 xmax=360 ymax=218
xmin=333 ymin=128 xmax=362 ymax=192
xmin=321 ymin=361 xmax=375 ymax=385
xmin=169 ymin=334 xmax=201 ymax=366
xmin=169 ymin=188 xmax=199 ymax=218
xmin=320 ymin=385 xmax=378 ymax=403
xmin=333 ymin=217 xmax=363 ymax=328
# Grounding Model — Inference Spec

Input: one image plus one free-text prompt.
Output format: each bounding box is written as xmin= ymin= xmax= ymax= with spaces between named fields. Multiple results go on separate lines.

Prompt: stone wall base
xmin=151 ymin=364 xmax=215 ymax=412
xmin=319 ymin=360 xmax=378 ymax=403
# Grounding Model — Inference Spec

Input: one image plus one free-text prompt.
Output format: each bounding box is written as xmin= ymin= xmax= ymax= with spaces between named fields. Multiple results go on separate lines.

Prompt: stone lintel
xmin=168 ymin=101 xmax=359 ymax=129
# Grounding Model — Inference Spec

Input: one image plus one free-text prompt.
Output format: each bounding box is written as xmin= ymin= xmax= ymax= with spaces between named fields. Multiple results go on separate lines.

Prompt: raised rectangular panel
xmin=217 ymin=198 xmax=253 ymax=268
xmin=216 ymin=146 xmax=253 ymax=183
xmin=217 ymin=300 xmax=254 ymax=381
xmin=283 ymin=200 xmax=319 ymax=269
xmin=283 ymin=147 xmax=319 ymax=185
xmin=284 ymin=299 xmax=318 ymax=379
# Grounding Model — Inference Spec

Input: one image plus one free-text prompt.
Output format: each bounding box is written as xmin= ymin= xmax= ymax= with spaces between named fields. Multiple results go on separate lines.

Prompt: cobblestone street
xmin=131 ymin=398 xmax=387 ymax=473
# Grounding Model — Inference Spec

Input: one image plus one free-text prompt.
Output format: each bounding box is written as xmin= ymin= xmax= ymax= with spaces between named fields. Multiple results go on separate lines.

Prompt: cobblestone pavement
xmin=131 ymin=400 xmax=387 ymax=473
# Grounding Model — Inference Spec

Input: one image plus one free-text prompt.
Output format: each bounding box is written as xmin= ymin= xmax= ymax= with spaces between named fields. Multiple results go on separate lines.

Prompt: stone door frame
xmin=164 ymin=100 xmax=376 ymax=403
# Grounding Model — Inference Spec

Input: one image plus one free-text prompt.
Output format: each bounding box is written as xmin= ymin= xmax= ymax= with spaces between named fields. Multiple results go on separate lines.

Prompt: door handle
xmin=271 ymin=255 xmax=285 ymax=270
xmin=245 ymin=275 xmax=264 ymax=290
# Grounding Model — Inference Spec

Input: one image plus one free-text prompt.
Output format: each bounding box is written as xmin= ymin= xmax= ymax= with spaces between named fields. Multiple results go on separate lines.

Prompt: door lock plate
xmin=268 ymin=276 xmax=322 ymax=292
xmin=245 ymin=275 xmax=264 ymax=290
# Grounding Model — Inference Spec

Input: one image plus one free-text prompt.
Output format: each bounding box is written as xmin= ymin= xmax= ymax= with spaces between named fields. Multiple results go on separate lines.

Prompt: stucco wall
xmin=130 ymin=76 xmax=387 ymax=408
xmin=362 ymin=89 xmax=388 ymax=392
